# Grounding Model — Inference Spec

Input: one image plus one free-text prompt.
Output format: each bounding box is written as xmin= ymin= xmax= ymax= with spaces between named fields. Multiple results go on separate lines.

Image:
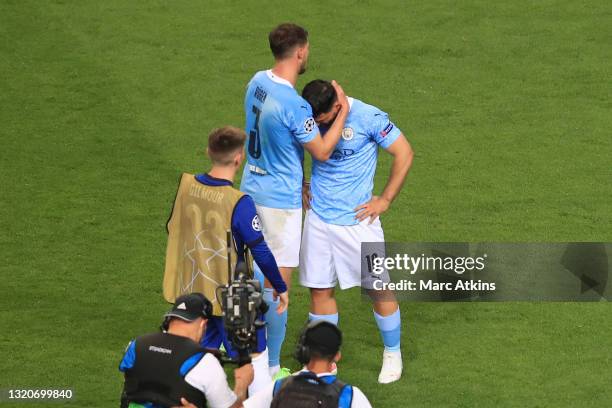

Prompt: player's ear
xmin=334 ymin=351 xmax=342 ymax=363
xmin=296 ymin=45 xmax=306 ymax=60
xmin=199 ymin=318 xmax=207 ymax=334
xmin=234 ymin=149 xmax=244 ymax=166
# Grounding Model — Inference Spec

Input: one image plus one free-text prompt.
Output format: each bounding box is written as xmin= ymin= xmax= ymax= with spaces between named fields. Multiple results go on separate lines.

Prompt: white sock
xmin=269 ymin=364 xmax=280 ymax=377
xmin=249 ymin=348 xmax=272 ymax=396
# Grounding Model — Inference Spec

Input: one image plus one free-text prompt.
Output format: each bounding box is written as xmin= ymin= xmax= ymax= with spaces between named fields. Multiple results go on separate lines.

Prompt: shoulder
xmin=248 ymin=70 xmax=267 ymax=86
xmin=233 ymin=194 xmax=256 ymax=216
xmin=351 ymin=98 xmax=387 ymax=118
xmin=226 ymin=185 xmax=245 ymax=201
xmin=281 ymin=91 xmax=310 ymax=115
xmin=185 ymin=353 xmax=226 ymax=389
xmin=198 ymin=352 xmax=224 ymax=371
xmin=136 ymin=332 xmax=162 ymax=343
xmin=348 ymin=385 xmax=372 ymax=408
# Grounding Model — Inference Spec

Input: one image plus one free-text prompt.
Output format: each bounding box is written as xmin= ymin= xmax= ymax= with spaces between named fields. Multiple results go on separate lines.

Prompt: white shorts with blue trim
xmin=299 ymin=209 xmax=385 ymax=290
xmin=255 ymin=204 xmax=302 ymax=268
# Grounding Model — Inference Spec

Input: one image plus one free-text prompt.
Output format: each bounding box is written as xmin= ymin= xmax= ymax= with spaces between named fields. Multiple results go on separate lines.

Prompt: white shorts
xmin=255 ymin=205 xmax=302 ymax=268
xmin=299 ymin=209 xmax=386 ymax=289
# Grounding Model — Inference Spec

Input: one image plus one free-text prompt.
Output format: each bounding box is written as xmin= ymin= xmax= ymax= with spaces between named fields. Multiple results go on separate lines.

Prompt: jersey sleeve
xmin=118 ymin=340 xmax=136 ymax=372
xmin=232 ymin=195 xmax=265 ymax=247
xmin=185 ymin=354 xmax=238 ymax=408
xmin=288 ymin=97 xmax=319 ymax=144
xmin=351 ymin=386 xmax=373 ymax=408
xmin=368 ymin=108 xmax=401 ymax=149
xmin=232 ymin=196 xmax=287 ymax=293
xmin=251 ymin=240 xmax=287 ymax=293
xmin=242 ymin=381 xmax=275 ymax=408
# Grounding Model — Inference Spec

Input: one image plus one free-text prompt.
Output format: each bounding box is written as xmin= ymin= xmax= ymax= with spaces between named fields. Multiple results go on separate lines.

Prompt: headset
xmin=295 ymin=320 xmax=343 ymax=365
xmin=195 ymin=293 xmax=214 ymax=319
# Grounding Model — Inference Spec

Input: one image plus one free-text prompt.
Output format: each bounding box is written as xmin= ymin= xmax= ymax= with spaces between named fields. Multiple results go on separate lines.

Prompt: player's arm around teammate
xmin=302 ymin=80 xmax=349 ymax=161
xmin=240 ymin=23 xmax=349 ymax=374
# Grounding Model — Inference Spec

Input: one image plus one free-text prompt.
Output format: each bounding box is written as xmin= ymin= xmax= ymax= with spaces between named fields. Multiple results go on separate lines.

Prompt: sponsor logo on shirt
xmin=342 ymin=127 xmax=354 ymax=141
xmin=149 ymin=345 xmax=172 ymax=354
xmin=380 ymin=122 xmax=394 ymax=137
xmin=248 ymin=164 xmax=268 ymax=175
xmin=252 ymin=215 xmax=262 ymax=232
xmin=331 ymin=148 xmax=355 ymax=161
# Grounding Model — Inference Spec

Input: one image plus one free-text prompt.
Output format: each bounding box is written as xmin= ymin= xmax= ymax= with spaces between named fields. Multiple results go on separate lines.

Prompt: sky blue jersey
xmin=311 ymin=97 xmax=402 ymax=226
xmin=240 ymin=70 xmax=319 ymax=209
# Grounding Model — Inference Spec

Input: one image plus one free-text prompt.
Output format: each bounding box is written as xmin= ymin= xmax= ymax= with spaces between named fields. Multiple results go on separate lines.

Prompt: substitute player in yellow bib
xmin=163 ymin=126 xmax=289 ymax=394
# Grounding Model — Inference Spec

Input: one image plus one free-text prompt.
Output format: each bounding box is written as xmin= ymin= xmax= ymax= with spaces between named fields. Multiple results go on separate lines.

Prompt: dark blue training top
xmin=195 ymin=174 xmax=286 ymax=294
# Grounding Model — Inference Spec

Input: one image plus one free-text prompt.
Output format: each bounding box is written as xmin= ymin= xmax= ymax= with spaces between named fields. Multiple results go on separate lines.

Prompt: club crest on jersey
xmin=380 ymin=122 xmax=394 ymax=137
xmin=251 ymin=215 xmax=262 ymax=232
xmin=303 ymin=117 xmax=316 ymax=133
xmin=341 ymin=127 xmax=354 ymax=141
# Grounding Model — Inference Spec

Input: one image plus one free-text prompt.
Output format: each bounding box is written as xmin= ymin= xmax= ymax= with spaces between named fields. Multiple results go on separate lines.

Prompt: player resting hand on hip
xmin=300 ymin=79 xmax=414 ymax=384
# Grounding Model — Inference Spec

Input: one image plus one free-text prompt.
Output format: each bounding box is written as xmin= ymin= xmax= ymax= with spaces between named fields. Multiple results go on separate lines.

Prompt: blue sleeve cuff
xmin=298 ymin=128 xmax=318 ymax=144
xmin=119 ymin=340 xmax=136 ymax=372
xmin=379 ymin=126 xmax=402 ymax=149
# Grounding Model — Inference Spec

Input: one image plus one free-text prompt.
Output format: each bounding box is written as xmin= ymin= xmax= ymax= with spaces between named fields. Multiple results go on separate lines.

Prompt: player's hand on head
xmin=276 ymin=291 xmax=289 ymax=314
xmin=354 ymin=196 xmax=391 ymax=224
xmin=331 ymin=80 xmax=349 ymax=110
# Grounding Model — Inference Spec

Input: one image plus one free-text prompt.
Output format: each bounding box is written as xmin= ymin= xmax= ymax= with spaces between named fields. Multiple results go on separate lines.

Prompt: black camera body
xmin=218 ymin=262 xmax=268 ymax=366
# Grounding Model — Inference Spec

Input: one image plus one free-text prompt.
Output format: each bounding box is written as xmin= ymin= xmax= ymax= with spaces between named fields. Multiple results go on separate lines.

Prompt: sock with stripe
xmin=373 ymin=307 xmax=401 ymax=352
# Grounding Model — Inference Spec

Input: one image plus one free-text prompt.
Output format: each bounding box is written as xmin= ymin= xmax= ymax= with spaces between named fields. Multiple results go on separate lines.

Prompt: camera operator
xmin=163 ymin=126 xmax=289 ymax=393
xmin=242 ymin=321 xmax=372 ymax=408
xmin=119 ymin=293 xmax=253 ymax=408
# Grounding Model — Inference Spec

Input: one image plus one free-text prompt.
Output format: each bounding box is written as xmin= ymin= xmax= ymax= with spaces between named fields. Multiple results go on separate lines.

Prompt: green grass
xmin=1 ymin=0 xmax=611 ymax=407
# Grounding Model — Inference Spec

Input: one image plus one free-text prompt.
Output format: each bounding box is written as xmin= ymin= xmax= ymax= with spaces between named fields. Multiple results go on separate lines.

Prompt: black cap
xmin=164 ymin=293 xmax=212 ymax=322
xmin=304 ymin=321 xmax=342 ymax=356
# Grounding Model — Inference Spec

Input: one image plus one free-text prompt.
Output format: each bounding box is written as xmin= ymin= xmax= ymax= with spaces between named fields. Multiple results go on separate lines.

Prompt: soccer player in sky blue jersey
xmin=240 ymin=24 xmax=350 ymax=375
xmin=300 ymin=80 xmax=414 ymax=384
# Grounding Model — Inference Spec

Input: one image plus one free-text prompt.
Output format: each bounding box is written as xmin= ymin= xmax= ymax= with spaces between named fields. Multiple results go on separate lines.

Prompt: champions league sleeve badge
xmin=303 ymin=117 xmax=316 ymax=133
xmin=251 ymin=215 xmax=262 ymax=232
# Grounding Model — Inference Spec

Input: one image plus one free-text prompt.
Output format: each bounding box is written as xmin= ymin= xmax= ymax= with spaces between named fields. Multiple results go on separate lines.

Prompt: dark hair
xmin=301 ymin=321 xmax=342 ymax=362
xmin=207 ymin=126 xmax=246 ymax=165
xmin=302 ymin=79 xmax=337 ymax=118
xmin=269 ymin=23 xmax=309 ymax=59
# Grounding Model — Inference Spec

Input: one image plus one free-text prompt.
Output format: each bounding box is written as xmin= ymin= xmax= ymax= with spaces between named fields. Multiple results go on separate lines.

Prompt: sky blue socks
xmin=263 ymin=287 xmax=287 ymax=367
xmin=254 ymin=262 xmax=287 ymax=368
xmin=308 ymin=312 xmax=339 ymax=325
xmin=373 ymin=307 xmax=401 ymax=352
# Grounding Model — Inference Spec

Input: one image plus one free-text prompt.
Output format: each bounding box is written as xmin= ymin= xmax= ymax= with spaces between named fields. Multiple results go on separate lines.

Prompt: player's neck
xmin=305 ymin=359 xmax=334 ymax=375
xmin=208 ymin=166 xmax=236 ymax=183
xmin=271 ymin=62 xmax=298 ymax=87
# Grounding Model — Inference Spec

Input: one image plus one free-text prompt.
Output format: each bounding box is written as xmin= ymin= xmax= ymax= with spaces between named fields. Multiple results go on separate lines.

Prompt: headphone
xmin=195 ymin=293 xmax=214 ymax=320
xmin=294 ymin=320 xmax=342 ymax=365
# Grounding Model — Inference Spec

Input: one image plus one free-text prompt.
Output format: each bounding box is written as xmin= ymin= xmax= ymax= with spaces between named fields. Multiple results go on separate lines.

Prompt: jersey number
xmin=248 ymin=105 xmax=262 ymax=159
xmin=365 ymin=253 xmax=380 ymax=275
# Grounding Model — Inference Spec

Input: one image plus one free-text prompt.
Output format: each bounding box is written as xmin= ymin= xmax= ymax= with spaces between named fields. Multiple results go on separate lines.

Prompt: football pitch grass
xmin=1 ymin=1 xmax=611 ymax=407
